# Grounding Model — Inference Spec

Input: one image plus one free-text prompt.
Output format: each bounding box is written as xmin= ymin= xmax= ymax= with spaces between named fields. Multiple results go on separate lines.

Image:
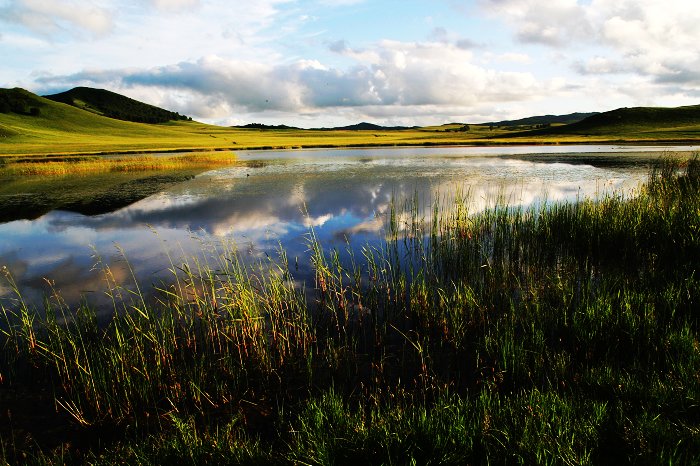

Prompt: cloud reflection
xmin=0 ymin=149 xmax=650 ymax=310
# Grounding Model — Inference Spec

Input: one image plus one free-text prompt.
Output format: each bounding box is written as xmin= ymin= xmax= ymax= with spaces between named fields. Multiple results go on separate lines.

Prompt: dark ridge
xmin=519 ymin=104 xmax=700 ymax=136
xmin=233 ymin=123 xmax=301 ymax=130
xmin=561 ymin=105 xmax=700 ymax=131
xmin=0 ymin=87 xmax=46 ymax=116
xmin=44 ymin=87 xmax=191 ymax=124
xmin=484 ymin=112 xmax=599 ymax=127
xmin=315 ymin=122 xmax=417 ymax=131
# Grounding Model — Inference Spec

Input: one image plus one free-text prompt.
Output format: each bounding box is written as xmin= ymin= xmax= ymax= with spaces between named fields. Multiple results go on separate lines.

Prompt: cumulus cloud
xmin=35 ymin=39 xmax=551 ymax=123
xmin=478 ymin=0 xmax=700 ymax=88
xmin=0 ymin=0 xmax=114 ymax=37
xmin=478 ymin=0 xmax=592 ymax=46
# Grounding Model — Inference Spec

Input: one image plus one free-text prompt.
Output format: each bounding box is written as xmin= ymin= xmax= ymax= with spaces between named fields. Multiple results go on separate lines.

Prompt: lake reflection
xmin=0 ymin=146 xmax=688 ymax=310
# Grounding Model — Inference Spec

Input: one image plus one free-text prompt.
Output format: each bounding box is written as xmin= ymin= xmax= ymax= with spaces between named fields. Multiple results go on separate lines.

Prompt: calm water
xmin=1 ymin=145 xmax=696 ymax=310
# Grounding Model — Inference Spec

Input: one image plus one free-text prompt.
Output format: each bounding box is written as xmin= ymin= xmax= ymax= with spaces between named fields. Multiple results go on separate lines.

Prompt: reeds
xmin=0 ymin=152 xmax=236 ymax=177
xmin=1 ymin=155 xmax=699 ymax=463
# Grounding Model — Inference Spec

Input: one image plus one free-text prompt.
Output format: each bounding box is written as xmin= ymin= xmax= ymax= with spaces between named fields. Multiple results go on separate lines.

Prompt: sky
xmin=1 ymin=0 xmax=699 ymax=127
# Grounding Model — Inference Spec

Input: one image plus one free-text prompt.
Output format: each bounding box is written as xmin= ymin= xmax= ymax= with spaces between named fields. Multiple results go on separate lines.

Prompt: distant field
xmin=2 ymin=88 xmax=700 ymax=157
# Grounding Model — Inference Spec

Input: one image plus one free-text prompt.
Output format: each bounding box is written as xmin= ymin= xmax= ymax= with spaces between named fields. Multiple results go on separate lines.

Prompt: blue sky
xmin=1 ymin=0 xmax=699 ymax=126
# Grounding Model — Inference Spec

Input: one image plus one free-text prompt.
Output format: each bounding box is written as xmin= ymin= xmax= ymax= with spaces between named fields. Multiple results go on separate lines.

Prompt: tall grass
xmin=1 ymin=156 xmax=699 ymax=463
xmin=0 ymin=152 xmax=236 ymax=177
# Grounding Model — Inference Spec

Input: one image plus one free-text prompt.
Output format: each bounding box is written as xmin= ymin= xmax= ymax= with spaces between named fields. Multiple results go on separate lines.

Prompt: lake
xmin=1 ymin=144 xmax=697 ymax=311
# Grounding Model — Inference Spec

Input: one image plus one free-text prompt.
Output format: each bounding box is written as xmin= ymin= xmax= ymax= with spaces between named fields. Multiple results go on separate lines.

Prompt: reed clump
xmin=1 ymin=155 xmax=699 ymax=464
xmin=0 ymin=152 xmax=236 ymax=177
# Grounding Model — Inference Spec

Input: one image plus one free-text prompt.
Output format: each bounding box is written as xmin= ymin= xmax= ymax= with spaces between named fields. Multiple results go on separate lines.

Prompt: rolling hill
xmin=45 ymin=87 xmax=190 ymax=124
xmin=484 ymin=112 xmax=599 ymax=127
xmin=319 ymin=122 xmax=417 ymax=131
xmin=2 ymin=87 xmax=700 ymax=157
xmin=0 ymin=88 xmax=234 ymax=155
xmin=517 ymin=104 xmax=700 ymax=140
xmin=557 ymin=105 xmax=700 ymax=132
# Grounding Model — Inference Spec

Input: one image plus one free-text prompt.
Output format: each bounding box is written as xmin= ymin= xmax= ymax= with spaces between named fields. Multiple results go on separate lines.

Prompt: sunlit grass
xmin=0 ymin=152 xmax=236 ymax=176
xmin=1 ymin=92 xmax=699 ymax=157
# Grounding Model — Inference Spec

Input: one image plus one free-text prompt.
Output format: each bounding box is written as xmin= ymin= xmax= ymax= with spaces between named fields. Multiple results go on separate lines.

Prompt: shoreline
xmin=3 ymin=137 xmax=700 ymax=158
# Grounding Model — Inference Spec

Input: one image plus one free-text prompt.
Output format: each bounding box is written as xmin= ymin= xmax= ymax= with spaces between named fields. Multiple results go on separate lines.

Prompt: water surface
xmin=0 ymin=145 xmax=695 ymax=310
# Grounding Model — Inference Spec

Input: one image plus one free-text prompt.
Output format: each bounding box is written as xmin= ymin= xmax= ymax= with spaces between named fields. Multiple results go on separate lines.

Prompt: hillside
xmin=320 ymin=122 xmax=417 ymax=131
xmin=2 ymin=87 xmax=700 ymax=156
xmin=45 ymin=87 xmax=190 ymax=124
xmin=0 ymin=88 xmax=232 ymax=155
xmin=0 ymin=88 xmax=191 ymax=135
xmin=0 ymin=87 xmax=47 ymax=116
xmin=527 ymin=105 xmax=700 ymax=138
xmin=233 ymin=123 xmax=301 ymax=130
xmin=485 ymin=112 xmax=598 ymax=127
xmin=562 ymin=105 xmax=700 ymax=131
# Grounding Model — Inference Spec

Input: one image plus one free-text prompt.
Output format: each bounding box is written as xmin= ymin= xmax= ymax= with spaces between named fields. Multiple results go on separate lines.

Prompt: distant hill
xmin=530 ymin=105 xmax=700 ymax=136
xmin=562 ymin=105 xmax=700 ymax=131
xmin=3 ymin=87 xmax=699 ymax=155
xmin=485 ymin=112 xmax=598 ymax=127
xmin=233 ymin=123 xmax=300 ymax=130
xmin=317 ymin=122 xmax=417 ymax=131
xmin=45 ymin=87 xmax=190 ymax=124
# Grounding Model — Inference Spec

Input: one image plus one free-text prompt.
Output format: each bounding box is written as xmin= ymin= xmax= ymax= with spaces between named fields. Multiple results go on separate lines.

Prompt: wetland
xmin=1 ymin=144 xmax=700 ymax=464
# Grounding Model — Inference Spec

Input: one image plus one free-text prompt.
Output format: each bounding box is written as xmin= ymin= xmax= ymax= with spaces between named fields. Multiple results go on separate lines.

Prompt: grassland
xmin=2 ymin=89 xmax=700 ymax=159
xmin=1 ymin=156 xmax=699 ymax=464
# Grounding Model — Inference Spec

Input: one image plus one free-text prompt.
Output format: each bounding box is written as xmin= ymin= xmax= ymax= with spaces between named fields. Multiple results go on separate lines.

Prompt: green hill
xmin=0 ymin=88 xmax=180 ymax=135
xmin=45 ymin=87 xmax=190 ymax=124
xmin=0 ymin=88 xmax=232 ymax=155
xmin=2 ymin=87 xmax=699 ymax=156
xmin=321 ymin=122 xmax=416 ymax=131
xmin=530 ymin=105 xmax=700 ymax=138
xmin=0 ymin=88 xmax=47 ymax=116
xmin=564 ymin=105 xmax=700 ymax=131
xmin=485 ymin=112 xmax=598 ymax=127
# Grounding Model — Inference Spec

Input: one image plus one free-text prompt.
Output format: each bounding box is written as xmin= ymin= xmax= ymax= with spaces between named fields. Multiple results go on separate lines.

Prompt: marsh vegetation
xmin=1 ymin=155 xmax=699 ymax=464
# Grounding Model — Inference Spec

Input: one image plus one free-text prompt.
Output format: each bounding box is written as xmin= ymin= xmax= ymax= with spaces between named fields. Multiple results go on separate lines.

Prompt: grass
xmin=0 ymin=152 xmax=236 ymax=177
xmin=1 ymin=155 xmax=700 ymax=464
xmin=0 ymin=152 xmax=239 ymax=221
xmin=2 ymin=90 xmax=700 ymax=158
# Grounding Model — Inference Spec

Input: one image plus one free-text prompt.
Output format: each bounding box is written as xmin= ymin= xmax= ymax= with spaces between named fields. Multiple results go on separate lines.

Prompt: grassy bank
xmin=0 ymin=152 xmax=236 ymax=177
xmin=0 ymin=152 xmax=238 ymax=222
xmin=1 ymin=157 xmax=699 ymax=464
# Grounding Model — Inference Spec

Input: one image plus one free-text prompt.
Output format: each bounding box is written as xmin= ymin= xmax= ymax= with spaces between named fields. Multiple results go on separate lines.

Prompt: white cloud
xmin=482 ymin=52 xmax=532 ymax=64
xmin=6 ymin=0 xmax=697 ymax=125
xmin=35 ymin=39 xmax=553 ymax=125
xmin=479 ymin=0 xmax=700 ymax=83
xmin=150 ymin=0 xmax=200 ymax=12
xmin=478 ymin=0 xmax=593 ymax=46
xmin=1 ymin=0 xmax=115 ymax=37
xmin=474 ymin=0 xmax=700 ymax=107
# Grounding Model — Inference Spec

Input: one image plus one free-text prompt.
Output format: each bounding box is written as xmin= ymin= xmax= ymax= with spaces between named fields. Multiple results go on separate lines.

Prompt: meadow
xmin=2 ymin=88 xmax=699 ymax=158
xmin=2 ymin=118 xmax=698 ymax=158
xmin=1 ymin=155 xmax=699 ymax=464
